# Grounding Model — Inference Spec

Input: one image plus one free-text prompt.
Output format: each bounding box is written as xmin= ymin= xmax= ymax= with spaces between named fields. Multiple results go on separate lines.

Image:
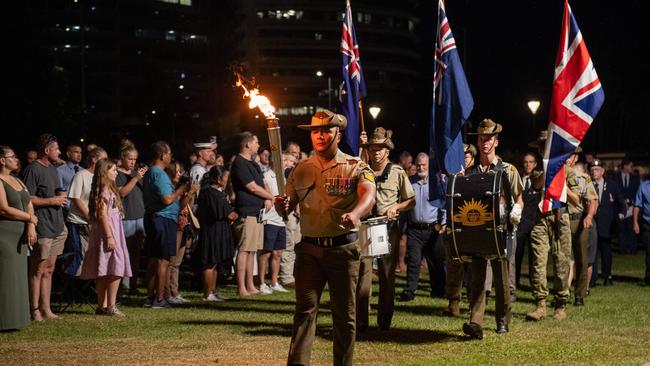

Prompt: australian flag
xmin=429 ymin=0 xmax=474 ymax=206
xmin=340 ymin=0 xmax=367 ymax=155
xmin=540 ymin=0 xmax=604 ymax=212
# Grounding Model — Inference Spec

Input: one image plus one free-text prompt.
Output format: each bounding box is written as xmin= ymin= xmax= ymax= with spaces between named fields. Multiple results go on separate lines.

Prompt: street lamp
xmin=316 ymin=70 xmax=332 ymax=109
xmin=527 ymin=100 xmax=540 ymax=132
xmin=369 ymin=106 xmax=381 ymax=120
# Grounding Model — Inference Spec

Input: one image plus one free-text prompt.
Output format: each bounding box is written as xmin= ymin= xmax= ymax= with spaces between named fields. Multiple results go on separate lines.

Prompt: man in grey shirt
xmin=22 ymin=134 xmax=68 ymax=321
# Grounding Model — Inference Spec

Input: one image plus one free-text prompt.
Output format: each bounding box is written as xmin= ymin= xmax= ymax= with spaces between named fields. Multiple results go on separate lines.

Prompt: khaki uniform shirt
xmin=286 ymin=149 xmax=375 ymax=237
xmin=566 ymin=165 xmax=598 ymax=215
xmin=475 ymin=157 xmax=523 ymax=198
xmin=373 ymin=164 xmax=415 ymax=216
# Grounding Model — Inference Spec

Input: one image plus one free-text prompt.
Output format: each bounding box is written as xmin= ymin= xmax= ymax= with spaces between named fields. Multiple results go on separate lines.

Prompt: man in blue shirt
xmin=400 ymin=152 xmax=446 ymax=302
xmin=632 ymin=178 xmax=650 ymax=285
xmin=57 ymin=144 xmax=83 ymax=191
xmin=142 ymin=141 xmax=192 ymax=308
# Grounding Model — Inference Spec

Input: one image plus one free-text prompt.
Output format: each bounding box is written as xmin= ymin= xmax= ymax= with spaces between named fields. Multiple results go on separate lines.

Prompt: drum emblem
xmin=452 ymin=198 xmax=493 ymax=227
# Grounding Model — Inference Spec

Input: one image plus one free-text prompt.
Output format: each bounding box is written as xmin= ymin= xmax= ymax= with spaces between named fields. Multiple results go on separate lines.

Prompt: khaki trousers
xmin=287 ymin=241 xmax=360 ymax=366
xmin=570 ymin=217 xmax=590 ymax=298
xmin=444 ymin=233 xmax=468 ymax=301
xmin=355 ymin=222 xmax=401 ymax=329
xmin=165 ymin=231 xmax=186 ymax=298
xmin=280 ymin=213 xmax=301 ymax=285
xmin=468 ymin=256 xmax=511 ymax=326
xmin=530 ymin=213 xmax=572 ymax=301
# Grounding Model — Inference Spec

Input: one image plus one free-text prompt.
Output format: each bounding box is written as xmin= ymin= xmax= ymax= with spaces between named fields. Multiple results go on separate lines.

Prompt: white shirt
xmin=189 ymin=164 xmax=208 ymax=184
xmin=595 ymin=177 xmax=604 ymax=202
xmin=522 ymin=175 xmax=531 ymax=191
xmin=262 ymin=170 xmax=285 ymax=227
xmin=67 ymin=169 xmax=94 ymax=225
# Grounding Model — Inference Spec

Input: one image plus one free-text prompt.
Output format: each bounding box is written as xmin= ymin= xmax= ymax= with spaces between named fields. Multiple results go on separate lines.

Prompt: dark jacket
xmin=518 ymin=181 xmax=540 ymax=235
xmin=614 ymin=172 xmax=640 ymax=203
xmin=594 ymin=178 xmax=626 ymax=238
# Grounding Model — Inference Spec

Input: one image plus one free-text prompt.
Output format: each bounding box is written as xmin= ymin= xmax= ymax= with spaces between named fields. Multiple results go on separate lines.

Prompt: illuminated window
xmin=157 ymin=0 xmax=192 ymax=5
xmin=314 ymin=32 xmax=322 ymax=41
xmin=264 ymin=9 xmax=304 ymax=20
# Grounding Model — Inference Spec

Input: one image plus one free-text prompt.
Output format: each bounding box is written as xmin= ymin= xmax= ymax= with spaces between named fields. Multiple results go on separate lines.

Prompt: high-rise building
xmin=12 ymin=0 xmax=235 ymax=153
xmin=235 ymin=0 xmax=423 ymax=148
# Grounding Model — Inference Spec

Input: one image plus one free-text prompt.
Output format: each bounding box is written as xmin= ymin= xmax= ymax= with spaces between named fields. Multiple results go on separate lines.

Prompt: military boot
xmin=446 ymin=299 xmax=461 ymax=318
xmin=526 ymin=298 xmax=547 ymax=321
xmin=553 ymin=299 xmax=567 ymax=320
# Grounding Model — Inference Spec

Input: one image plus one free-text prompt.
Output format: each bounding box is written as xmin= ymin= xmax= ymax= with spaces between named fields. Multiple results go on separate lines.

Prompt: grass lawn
xmin=1 ymin=251 xmax=649 ymax=366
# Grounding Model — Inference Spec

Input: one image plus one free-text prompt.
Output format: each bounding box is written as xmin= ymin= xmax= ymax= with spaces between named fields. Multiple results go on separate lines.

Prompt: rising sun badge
xmin=452 ymin=198 xmax=493 ymax=227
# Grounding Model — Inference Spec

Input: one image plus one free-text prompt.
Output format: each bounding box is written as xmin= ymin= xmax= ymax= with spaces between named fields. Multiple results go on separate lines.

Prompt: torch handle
xmin=266 ymin=123 xmax=285 ymax=196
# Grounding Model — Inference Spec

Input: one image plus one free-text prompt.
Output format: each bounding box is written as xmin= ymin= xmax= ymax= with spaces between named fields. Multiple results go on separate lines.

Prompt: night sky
xmin=422 ymin=0 xmax=650 ymax=158
xmin=4 ymin=1 xmax=649 ymax=162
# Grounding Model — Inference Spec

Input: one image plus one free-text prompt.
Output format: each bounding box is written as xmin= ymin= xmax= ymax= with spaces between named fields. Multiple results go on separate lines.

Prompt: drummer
xmin=463 ymin=119 xmax=523 ymax=339
xmin=443 ymin=143 xmax=477 ymax=317
xmin=356 ymin=127 xmax=415 ymax=331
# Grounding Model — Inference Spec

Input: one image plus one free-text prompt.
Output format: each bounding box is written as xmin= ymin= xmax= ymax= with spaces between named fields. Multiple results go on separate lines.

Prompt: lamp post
xmin=527 ymin=100 xmax=540 ymax=132
xmin=316 ymin=70 xmax=332 ymax=109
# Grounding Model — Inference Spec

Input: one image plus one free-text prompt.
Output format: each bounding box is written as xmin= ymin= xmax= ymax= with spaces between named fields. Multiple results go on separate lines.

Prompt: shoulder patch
xmin=363 ymin=171 xmax=375 ymax=183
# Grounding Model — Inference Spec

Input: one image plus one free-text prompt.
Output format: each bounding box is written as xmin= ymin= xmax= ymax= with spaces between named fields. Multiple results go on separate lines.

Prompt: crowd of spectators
xmin=1 ymin=131 xmax=649 ymax=331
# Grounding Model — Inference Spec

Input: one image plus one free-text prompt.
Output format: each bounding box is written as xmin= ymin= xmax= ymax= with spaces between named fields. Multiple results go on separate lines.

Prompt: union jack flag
xmin=340 ymin=0 xmax=367 ymax=155
xmin=540 ymin=0 xmax=605 ymax=212
xmin=429 ymin=0 xmax=473 ymax=206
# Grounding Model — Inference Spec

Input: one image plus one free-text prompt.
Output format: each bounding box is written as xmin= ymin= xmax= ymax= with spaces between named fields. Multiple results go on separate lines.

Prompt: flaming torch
xmin=235 ymin=74 xmax=285 ymax=195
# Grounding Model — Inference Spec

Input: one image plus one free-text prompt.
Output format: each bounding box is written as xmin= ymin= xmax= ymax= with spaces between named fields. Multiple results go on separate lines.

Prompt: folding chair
xmin=53 ymin=252 xmax=96 ymax=313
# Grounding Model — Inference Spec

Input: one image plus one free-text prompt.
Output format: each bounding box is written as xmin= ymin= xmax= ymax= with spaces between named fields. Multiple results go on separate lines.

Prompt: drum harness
xmin=368 ymin=163 xmax=398 ymax=231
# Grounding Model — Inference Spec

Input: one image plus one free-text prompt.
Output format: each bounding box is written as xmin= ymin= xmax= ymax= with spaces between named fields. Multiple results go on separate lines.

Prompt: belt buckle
xmin=318 ymin=237 xmax=333 ymax=247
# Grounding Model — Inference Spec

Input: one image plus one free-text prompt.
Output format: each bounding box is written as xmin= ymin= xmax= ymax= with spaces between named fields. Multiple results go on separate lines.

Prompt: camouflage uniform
xmin=527 ymin=167 xmax=573 ymax=320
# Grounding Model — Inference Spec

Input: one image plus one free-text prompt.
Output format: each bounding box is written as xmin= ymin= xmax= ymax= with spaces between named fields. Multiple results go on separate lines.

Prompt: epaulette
xmin=347 ymin=156 xmax=361 ymax=165
xmin=356 ymin=160 xmax=369 ymax=169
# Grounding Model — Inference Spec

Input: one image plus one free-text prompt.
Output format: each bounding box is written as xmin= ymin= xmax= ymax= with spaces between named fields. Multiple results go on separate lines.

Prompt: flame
xmin=236 ymin=74 xmax=276 ymax=119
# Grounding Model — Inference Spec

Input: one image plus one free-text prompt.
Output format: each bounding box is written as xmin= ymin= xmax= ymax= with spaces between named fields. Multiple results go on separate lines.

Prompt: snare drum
xmin=359 ymin=216 xmax=390 ymax=257
xmin=446 ymin=171 xmax=508 ymax=261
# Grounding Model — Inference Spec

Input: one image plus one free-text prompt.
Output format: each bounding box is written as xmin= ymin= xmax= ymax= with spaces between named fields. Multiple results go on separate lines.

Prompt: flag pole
xmin=358 ymin=99 xmax=366 ymax=132
xmin=358 ymin=99 xmax=367 ymax=159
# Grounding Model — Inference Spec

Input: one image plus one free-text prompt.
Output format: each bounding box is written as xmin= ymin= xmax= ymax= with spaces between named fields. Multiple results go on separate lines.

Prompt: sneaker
xmin=213 ymin=291 xmax=230 ymax=300
xmin=168 ymin=295 xmax=190 ymax=304
xmin=151 ymin=298 xmax=173 ymax=309
xmin=259 ymin=283 xmax=273 ymax=295
xmin=143 ymin=297 xmax=154 ymax=308
xmin=107 ymin=306 xmax=126 ymax=317
xmin=270 ymin=283 xmax=289 ymax=293
xmin=202 ymin=293 xmax=224 ymax=302
xmin=95 ymin=307 xmax=107 ymax=315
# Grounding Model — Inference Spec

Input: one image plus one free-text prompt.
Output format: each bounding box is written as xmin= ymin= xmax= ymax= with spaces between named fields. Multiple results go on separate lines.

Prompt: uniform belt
xmin=541 ymin=207 xmax=568 ymax=218
xmin=302 ymin=233 xmax=358 ymax=248
xmin=569 ymin=213 xmax=584 ymax=220
xmin=409 ymin=222 xmax=439 ymax=230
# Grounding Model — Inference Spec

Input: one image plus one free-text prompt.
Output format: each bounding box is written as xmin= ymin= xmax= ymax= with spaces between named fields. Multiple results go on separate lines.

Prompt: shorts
xmin=144 ymin=215 xmax=177 ymax=260
xmin=34 ymin=226 xmax=68 ymax=260
xmin=233 ymin=216 xmax=263 ymax=252
xmin=263 ymin=224 xmax=287 ymax=252
xmin=123 ymin=218 xmax=146 ymax=238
